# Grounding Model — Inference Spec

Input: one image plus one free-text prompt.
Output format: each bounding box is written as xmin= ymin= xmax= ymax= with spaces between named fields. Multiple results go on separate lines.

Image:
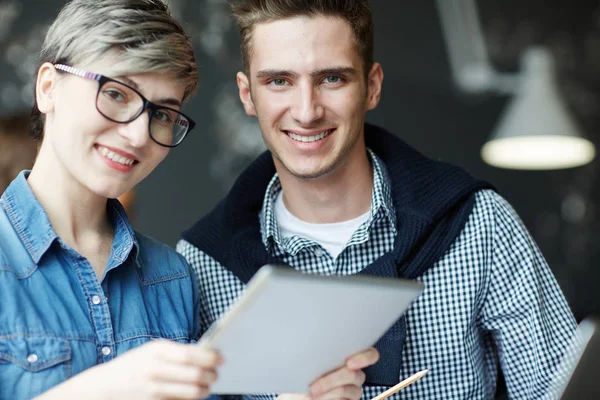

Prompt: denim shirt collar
xmin=105 ymin=198 xmax=139 ymax=273
xmin=1 ymin=171 xmax=139 ymax=274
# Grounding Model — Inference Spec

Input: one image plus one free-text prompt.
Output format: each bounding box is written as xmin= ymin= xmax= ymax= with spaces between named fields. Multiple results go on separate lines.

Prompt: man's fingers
xmin=346 ymin=347 xmax=379 ymax=370
xmin=312 ymin=385 xmax=363 ymax=400
xmin=310 ymin=368 xmax=365 ymax=396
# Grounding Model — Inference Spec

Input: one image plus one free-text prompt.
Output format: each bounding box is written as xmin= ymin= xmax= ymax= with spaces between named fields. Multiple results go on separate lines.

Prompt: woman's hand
xmin=35 ymin=340 xmax=222 ymax=400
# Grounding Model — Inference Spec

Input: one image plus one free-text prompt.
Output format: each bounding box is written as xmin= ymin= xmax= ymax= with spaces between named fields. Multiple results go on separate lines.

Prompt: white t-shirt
xmin=274 ymin=191 xmax=371 ymax=259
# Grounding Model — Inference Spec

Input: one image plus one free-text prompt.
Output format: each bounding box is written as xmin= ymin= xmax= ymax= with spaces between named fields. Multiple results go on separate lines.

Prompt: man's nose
xmin=290 ymin=84 xmax=325 ymax=125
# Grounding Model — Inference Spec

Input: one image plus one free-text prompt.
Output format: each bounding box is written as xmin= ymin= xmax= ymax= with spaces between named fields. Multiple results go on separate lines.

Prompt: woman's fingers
xmin=150 ymin=340 xmax=223 ymax=368
xmin=149 ymin=362 xmax=218 ymax=385
xmin=148 ymin=381 xmax=211 ymax=400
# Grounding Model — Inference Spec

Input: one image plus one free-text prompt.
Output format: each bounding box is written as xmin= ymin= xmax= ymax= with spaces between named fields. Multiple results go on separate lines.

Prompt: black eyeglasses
xmin=54 ymin=64 xmax=195 ymax=147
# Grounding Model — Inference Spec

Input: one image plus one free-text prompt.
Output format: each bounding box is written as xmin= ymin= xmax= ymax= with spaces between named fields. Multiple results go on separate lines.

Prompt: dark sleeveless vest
xmin=183 ymin=124 xmax=493 ymax=386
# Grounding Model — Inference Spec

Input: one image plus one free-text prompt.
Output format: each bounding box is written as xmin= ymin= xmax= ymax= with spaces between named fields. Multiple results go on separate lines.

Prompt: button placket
xmin=73 ymin=257 xmax=116 ymax=363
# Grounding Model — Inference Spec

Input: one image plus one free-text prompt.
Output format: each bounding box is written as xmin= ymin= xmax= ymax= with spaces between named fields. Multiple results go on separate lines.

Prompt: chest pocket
xmin=0 ymin=335 xmax=72 ymax=400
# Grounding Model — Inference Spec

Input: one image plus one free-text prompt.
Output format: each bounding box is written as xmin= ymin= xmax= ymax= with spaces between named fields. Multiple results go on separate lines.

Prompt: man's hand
xmin=35 ymin=340 xmax=222 ymax=400
xmin=277 ymin=347 xmax=379 ymax=400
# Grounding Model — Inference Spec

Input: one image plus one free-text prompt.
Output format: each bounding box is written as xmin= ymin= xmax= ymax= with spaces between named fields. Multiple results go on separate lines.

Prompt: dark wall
xmin=1 ymin=0 xmax=598 ymax=320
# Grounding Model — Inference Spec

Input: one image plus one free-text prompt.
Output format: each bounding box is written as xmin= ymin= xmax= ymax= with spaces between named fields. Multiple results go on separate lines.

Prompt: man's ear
xmin=237 ymin=71 xmax=256 ymax=116
xmin=366 ymin=62 xmax=384 ymax=111
xmin=36 ymin=62 xmax=59 ymax=114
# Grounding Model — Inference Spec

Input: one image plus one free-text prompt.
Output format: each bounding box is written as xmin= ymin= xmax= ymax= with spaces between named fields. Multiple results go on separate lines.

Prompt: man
xmin=177 ymin=0 xmax=577 ymax=398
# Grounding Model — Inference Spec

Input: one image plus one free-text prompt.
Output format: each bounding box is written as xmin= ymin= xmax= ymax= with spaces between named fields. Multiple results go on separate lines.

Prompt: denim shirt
xmin=0 ymin=172 xmax=200 ymax=400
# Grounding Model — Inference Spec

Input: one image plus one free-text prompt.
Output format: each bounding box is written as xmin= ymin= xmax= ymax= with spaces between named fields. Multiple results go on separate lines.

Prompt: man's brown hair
xmin=231 ymin=0 xmax=374 ymax=77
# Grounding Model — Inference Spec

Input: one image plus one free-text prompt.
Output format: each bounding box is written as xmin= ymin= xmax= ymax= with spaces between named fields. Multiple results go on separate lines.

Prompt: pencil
xmin=370 ymin=369 xmax=429 ymax=400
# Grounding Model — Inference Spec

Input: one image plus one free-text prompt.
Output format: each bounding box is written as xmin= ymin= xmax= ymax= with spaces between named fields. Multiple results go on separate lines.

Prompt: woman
xmin=0 ymin=1 xmax=221 ymax=399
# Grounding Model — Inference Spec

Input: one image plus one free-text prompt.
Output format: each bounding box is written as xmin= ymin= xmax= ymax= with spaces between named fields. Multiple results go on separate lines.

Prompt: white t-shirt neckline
xmin=274 ymin=191 xmax=371 ymax=259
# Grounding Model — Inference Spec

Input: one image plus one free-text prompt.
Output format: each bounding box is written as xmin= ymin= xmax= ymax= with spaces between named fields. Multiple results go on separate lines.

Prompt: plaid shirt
xmin=177 ymin=151 xmax=576 ymax=400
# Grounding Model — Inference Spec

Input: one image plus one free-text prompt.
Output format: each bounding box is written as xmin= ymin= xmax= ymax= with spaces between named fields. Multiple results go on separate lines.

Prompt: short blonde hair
xmin=31 ymin=0 xmax=198 ymax=140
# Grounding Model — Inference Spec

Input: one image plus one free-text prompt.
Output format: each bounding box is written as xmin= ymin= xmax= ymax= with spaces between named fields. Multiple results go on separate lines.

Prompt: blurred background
xmin=0 ymin=0 xmax=599 ymax=322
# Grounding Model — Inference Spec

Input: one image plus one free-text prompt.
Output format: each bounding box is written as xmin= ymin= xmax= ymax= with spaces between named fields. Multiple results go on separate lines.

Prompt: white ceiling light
xmin=482 ymin=47 xmax=595 ymax=169
xmin=436 ymin=0 xmax=595 ymax=170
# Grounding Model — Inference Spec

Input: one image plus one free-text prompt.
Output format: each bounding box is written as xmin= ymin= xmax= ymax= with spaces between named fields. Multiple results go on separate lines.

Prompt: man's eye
xmin=324 ymin=76 xmax=342 ymax=84
xmin=271 ymin=79 xmax=287 ymax=86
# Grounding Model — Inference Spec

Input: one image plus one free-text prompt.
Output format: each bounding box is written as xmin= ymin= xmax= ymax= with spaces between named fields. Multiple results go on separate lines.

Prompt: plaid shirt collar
xmin=260 ymin=149 xmax=397 ymax=251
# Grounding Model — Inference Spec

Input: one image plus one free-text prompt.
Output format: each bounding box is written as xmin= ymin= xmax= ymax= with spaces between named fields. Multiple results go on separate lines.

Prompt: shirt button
xmin=27 ymin=354 xmax=38 ymax=363
xmin=314 ymin=248 xmax=325 ymax=257
xmin=92 ymin=295 xmax=102 ymax=305
xmin=101 ymin=346 xmax=111 ymax=356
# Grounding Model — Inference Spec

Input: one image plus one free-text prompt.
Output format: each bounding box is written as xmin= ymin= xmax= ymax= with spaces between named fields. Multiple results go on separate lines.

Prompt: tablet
xmin=199 ymin=265 xmax=425 ymax=394
xmin=560 ymin=317 xmax=600 ymax=399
